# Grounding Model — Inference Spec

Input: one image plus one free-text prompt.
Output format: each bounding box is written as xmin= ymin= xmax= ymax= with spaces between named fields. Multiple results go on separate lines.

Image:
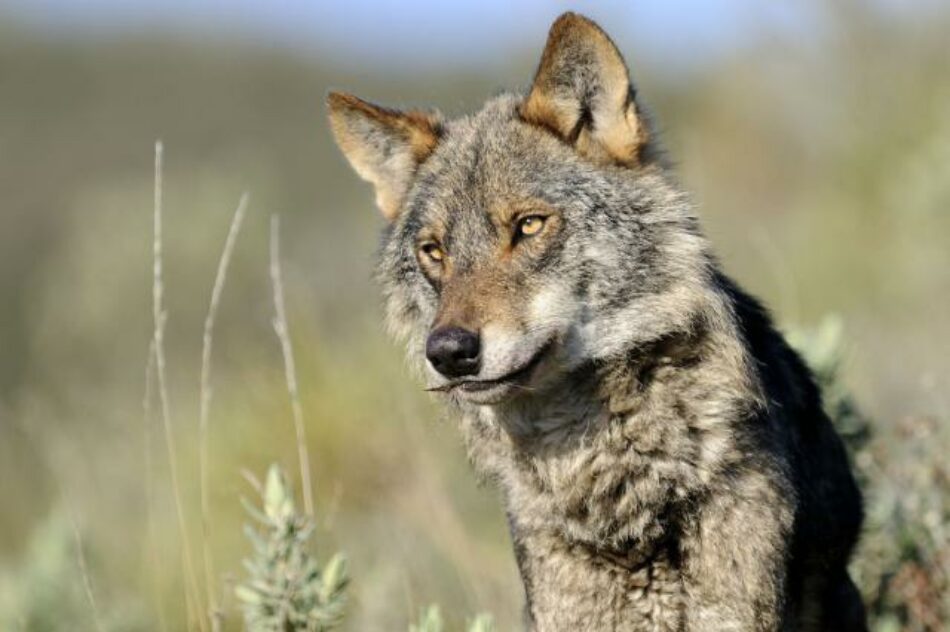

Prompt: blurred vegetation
xmin=0 ymin=1 xmax=947 ymax=630
xmin=789 ymin=317 xmax=949 ymax=631
xmin=408 ymin=606 xmax=494 ymax=632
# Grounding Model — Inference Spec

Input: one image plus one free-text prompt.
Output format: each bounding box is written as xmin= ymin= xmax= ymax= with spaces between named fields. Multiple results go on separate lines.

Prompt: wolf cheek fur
xmin=328 ymin=11 xmax=866 ymax=632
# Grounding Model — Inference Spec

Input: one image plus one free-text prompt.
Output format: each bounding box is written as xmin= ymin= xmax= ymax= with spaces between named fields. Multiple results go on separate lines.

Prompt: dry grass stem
xmin=153 ymin=140 xmax=207 ymax=632
xmin=269 ymin=214 xmax=314 ymax=517
xmin=74 ymin=539 xmax=100 ymax=628
xmin=142 ymin=340 xmax=169 ymax=632
xmin=198 ymin=192 xmax=249 ymax=628
xmin=66 ymin=506 xmax=105 ymax=632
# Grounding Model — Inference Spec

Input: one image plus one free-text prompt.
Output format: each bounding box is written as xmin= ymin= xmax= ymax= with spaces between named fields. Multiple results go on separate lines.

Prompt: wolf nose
xmin=426 ymin=326 xmax=481 ymax=378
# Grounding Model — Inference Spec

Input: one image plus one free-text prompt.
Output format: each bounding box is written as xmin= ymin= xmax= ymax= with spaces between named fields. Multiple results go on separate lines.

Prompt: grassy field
xmin=0 ymin=3 xmax=948 ymax=630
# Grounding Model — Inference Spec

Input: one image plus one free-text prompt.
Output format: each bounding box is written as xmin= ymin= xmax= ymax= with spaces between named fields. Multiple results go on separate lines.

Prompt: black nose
xmin=426 ymin=326 xmax=480 ymax=378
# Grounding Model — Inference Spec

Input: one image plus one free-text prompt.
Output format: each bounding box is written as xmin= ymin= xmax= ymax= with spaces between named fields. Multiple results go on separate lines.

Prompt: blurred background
xmin=0 ymin=1 xmax=948 ymax=630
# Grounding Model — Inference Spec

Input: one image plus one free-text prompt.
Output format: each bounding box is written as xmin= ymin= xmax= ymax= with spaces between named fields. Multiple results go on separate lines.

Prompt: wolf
xmin=327 ymin=12 xmax=866 ymax=632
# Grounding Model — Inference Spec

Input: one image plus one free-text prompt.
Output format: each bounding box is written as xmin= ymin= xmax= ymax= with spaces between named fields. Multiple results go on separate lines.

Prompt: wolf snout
xmin=426 ymin=326 xmax=480 ymax=378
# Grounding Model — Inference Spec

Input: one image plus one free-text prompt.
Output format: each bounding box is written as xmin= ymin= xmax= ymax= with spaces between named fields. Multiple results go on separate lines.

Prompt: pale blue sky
xmin=2 ymin=0 xmax=938 ymax=71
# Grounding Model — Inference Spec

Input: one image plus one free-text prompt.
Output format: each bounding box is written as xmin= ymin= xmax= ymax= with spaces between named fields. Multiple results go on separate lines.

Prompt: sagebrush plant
xmin=235 ymin=465 xmax=348 ymax=631
xmin=233 ymin=466 xmax=500 ymax=632
xmin=788 ymin=316 xmax=949 ymax=632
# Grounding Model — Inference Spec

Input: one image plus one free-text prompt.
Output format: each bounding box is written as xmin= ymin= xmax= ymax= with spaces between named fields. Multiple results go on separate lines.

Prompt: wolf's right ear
xmin=327 ymin=92 xmax=443 ymax=221
xmin=521 ymin=13 xmax=648 ymax=166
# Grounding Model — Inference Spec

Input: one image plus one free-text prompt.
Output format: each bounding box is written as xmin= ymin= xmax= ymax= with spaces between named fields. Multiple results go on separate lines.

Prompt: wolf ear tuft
xmin=327 ymin=92 xmax=443 ymax=221
xmin=520 ymin=12 xmax=648 ymax=166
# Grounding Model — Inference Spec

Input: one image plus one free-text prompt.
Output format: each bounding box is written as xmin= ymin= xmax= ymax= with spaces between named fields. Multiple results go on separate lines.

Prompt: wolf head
xmin=328 ymin=13 xmax=715 ymax=406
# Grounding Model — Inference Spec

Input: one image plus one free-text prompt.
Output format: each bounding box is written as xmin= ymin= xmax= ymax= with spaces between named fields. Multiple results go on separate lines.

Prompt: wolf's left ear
xmin=327 ymin=92 xmax=443 ymax=221
xmin=521 ymin=12 xmax=648 ymax=166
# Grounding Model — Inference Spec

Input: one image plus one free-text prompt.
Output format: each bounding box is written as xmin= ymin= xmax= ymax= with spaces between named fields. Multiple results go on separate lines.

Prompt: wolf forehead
xmin=395 ymin=97 xmax=677 ymax=245
xmin=398 ymin=96 xmax=592 ymax=230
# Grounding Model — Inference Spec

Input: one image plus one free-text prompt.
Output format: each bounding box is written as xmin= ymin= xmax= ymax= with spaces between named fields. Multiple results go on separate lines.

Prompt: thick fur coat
xmin=328 ymin=13 xmax=866 ymax=631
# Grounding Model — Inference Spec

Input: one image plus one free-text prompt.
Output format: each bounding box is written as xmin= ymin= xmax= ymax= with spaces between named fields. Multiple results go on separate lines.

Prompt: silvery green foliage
xmin=409 ymin=605 xmax=444 ymax=632
xmin=408 ymin=605 xmax=495 ymax=632
xmin=0 ymin=510 xmax=145 ymax=631
xmin=789 ymin=316 xmax=949 ymax=632
xmin=465 ymin=613 xmax=496 ymax=632
xmin=236 ymin=465 xmax=348 ymax=631
xmin=0 ymin=512 xmax=88 ymax=631
xmin=786 ymin=315 xmax=871 ymax=459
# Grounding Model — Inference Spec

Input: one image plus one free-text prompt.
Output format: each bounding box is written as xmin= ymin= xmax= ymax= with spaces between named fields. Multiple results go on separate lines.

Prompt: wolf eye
xmin=419 ymin=242 xmax=444 ymax=263
xmin=516 ymin=215 xmax=546 ymax=238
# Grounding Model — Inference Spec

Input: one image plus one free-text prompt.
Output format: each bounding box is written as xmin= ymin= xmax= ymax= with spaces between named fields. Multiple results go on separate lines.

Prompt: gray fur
xmin=329 ymin=13 xmax=865 ymax=632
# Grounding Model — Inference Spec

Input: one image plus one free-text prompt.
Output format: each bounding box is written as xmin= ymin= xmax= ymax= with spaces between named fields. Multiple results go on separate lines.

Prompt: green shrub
xmin=236 ymin=465 xmax=348 ymax=632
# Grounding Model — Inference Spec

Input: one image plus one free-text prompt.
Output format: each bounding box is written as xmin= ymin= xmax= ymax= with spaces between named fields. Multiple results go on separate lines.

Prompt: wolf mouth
xmin=453 ymin=339 xmax=554 ymax=393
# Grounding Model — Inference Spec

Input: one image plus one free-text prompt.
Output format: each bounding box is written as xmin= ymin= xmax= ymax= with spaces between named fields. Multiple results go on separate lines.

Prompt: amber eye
xmin=517 ymin=215 xmax=546 ymax=238
xmin=419 ymin=242 xmax=444 ymax=263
